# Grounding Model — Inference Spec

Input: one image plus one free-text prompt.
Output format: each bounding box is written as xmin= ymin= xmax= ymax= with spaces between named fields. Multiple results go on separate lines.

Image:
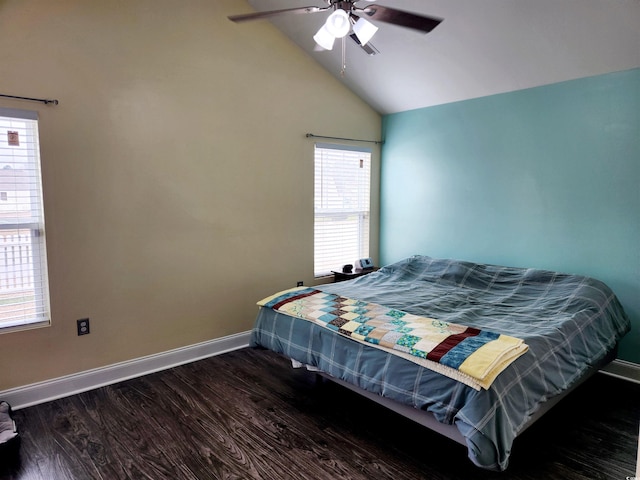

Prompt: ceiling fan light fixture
xmin=313 ymin=25 xmax=336 ymax=50
xmin=353 ymin=17 xmax=378 ymax=46
xmin=324 ymin=9 xmax=351 ymax=38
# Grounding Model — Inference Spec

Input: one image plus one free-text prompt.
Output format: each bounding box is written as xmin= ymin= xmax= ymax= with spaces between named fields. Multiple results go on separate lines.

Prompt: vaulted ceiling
xmin=238 ymin=0 xmax=640 ymax=114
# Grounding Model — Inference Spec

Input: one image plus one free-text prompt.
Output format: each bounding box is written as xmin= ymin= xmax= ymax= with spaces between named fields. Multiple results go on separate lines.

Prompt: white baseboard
xmin=0 ymin=331 xmax=252 ymax=410
xmin=599 ymin=359 xmax=640 ymax=384
xmin=2 ymin=338 xmax=636 ymax=411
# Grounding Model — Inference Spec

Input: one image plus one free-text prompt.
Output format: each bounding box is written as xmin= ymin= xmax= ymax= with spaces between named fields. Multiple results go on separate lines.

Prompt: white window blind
xmin=0 ymin=108 xmax=50 ymax=331
xmin=314 ymin=143 xmax=371 ymax=277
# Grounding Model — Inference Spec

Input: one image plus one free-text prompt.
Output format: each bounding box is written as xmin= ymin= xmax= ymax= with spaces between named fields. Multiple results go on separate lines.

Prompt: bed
xmin=250 ymin=255 xmax=631 ymax=471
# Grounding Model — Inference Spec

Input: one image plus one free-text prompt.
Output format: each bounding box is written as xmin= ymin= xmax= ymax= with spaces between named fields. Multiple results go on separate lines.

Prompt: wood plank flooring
xmin=1 ymin=347 xmax=638 ymax=480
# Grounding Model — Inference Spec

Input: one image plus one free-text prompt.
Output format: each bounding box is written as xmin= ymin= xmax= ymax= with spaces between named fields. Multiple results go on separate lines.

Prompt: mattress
xmin=251 ymin=255 xmax=631 ymax=470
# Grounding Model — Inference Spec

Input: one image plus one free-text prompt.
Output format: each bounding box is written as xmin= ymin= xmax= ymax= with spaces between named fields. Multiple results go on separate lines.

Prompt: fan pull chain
xmin=340 ymin=36 xmax=347 ymax=77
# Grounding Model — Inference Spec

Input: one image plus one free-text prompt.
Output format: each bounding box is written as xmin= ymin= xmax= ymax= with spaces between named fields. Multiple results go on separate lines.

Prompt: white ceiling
xmin=240 ymin=0 xmax=640 ymax=114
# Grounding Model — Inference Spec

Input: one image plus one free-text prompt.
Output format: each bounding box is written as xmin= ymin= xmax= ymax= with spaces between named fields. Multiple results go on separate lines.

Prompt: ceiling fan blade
xmin=360 ymin=5 xmax=442 ymax=33
xmin=349 ymin=33 xmax=379 ymax=56
xmin=228 ymin=6 xmax=326 ymax=23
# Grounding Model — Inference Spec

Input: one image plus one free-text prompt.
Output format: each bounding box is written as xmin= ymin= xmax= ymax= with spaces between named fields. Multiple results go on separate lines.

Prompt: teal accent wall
xmin=380 ymin=68 xmax=640 ymax=363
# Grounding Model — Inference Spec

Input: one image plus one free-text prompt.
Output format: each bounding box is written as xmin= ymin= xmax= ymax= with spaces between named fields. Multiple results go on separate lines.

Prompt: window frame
xmin=0 ymin=107 xmax=51 ymax=333
xmin=313 ymin=142 xmax=372 ymax=278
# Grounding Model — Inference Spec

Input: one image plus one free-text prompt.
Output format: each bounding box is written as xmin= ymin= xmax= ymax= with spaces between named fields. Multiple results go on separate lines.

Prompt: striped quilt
xmin=257 ymin=287 xmax=529 ymax=390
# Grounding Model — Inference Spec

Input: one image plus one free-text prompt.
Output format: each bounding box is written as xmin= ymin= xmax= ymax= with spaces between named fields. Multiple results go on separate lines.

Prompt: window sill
xmin=0 ymin=319 xmax=51 ymax=335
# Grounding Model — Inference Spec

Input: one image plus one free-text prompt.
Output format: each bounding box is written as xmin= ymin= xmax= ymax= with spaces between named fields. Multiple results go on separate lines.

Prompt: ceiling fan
xmin=228 ymin=1 xmax=443 ymax=56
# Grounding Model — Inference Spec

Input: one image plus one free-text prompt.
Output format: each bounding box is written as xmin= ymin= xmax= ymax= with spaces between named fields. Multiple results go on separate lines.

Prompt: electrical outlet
xmin=77 ymin=318 xmax=90 ymax=336
xmin=297 ymin=281 xmax=304 ymax=287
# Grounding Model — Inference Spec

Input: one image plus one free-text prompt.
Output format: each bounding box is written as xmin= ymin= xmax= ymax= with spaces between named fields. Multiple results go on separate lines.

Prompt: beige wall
xmin=0 ymin=0 xmax=381 ymax=390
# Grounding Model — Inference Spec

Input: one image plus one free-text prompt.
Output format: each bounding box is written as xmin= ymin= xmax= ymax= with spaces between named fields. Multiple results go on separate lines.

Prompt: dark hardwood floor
xmin=1 ymin=347 xmax=638 ymax=480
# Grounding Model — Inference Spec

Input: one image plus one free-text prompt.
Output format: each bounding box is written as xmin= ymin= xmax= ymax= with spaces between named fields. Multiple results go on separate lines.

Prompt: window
xmin=314 ymin=143 xmax=371 ymax=277
xmin=0 ymin=108 xmax=50 ymax=331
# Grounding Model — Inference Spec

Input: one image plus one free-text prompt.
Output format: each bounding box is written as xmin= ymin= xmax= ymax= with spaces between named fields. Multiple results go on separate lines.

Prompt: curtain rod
xmin=0 ymin=94 xmax=59 ymax=105
xmin=306 ymin=133 xmax=383 ymax=145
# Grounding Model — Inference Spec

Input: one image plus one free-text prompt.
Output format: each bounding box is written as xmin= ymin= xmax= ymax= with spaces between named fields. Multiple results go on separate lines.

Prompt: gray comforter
xmin=251 ymin=255 xmax=631 ymax=470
